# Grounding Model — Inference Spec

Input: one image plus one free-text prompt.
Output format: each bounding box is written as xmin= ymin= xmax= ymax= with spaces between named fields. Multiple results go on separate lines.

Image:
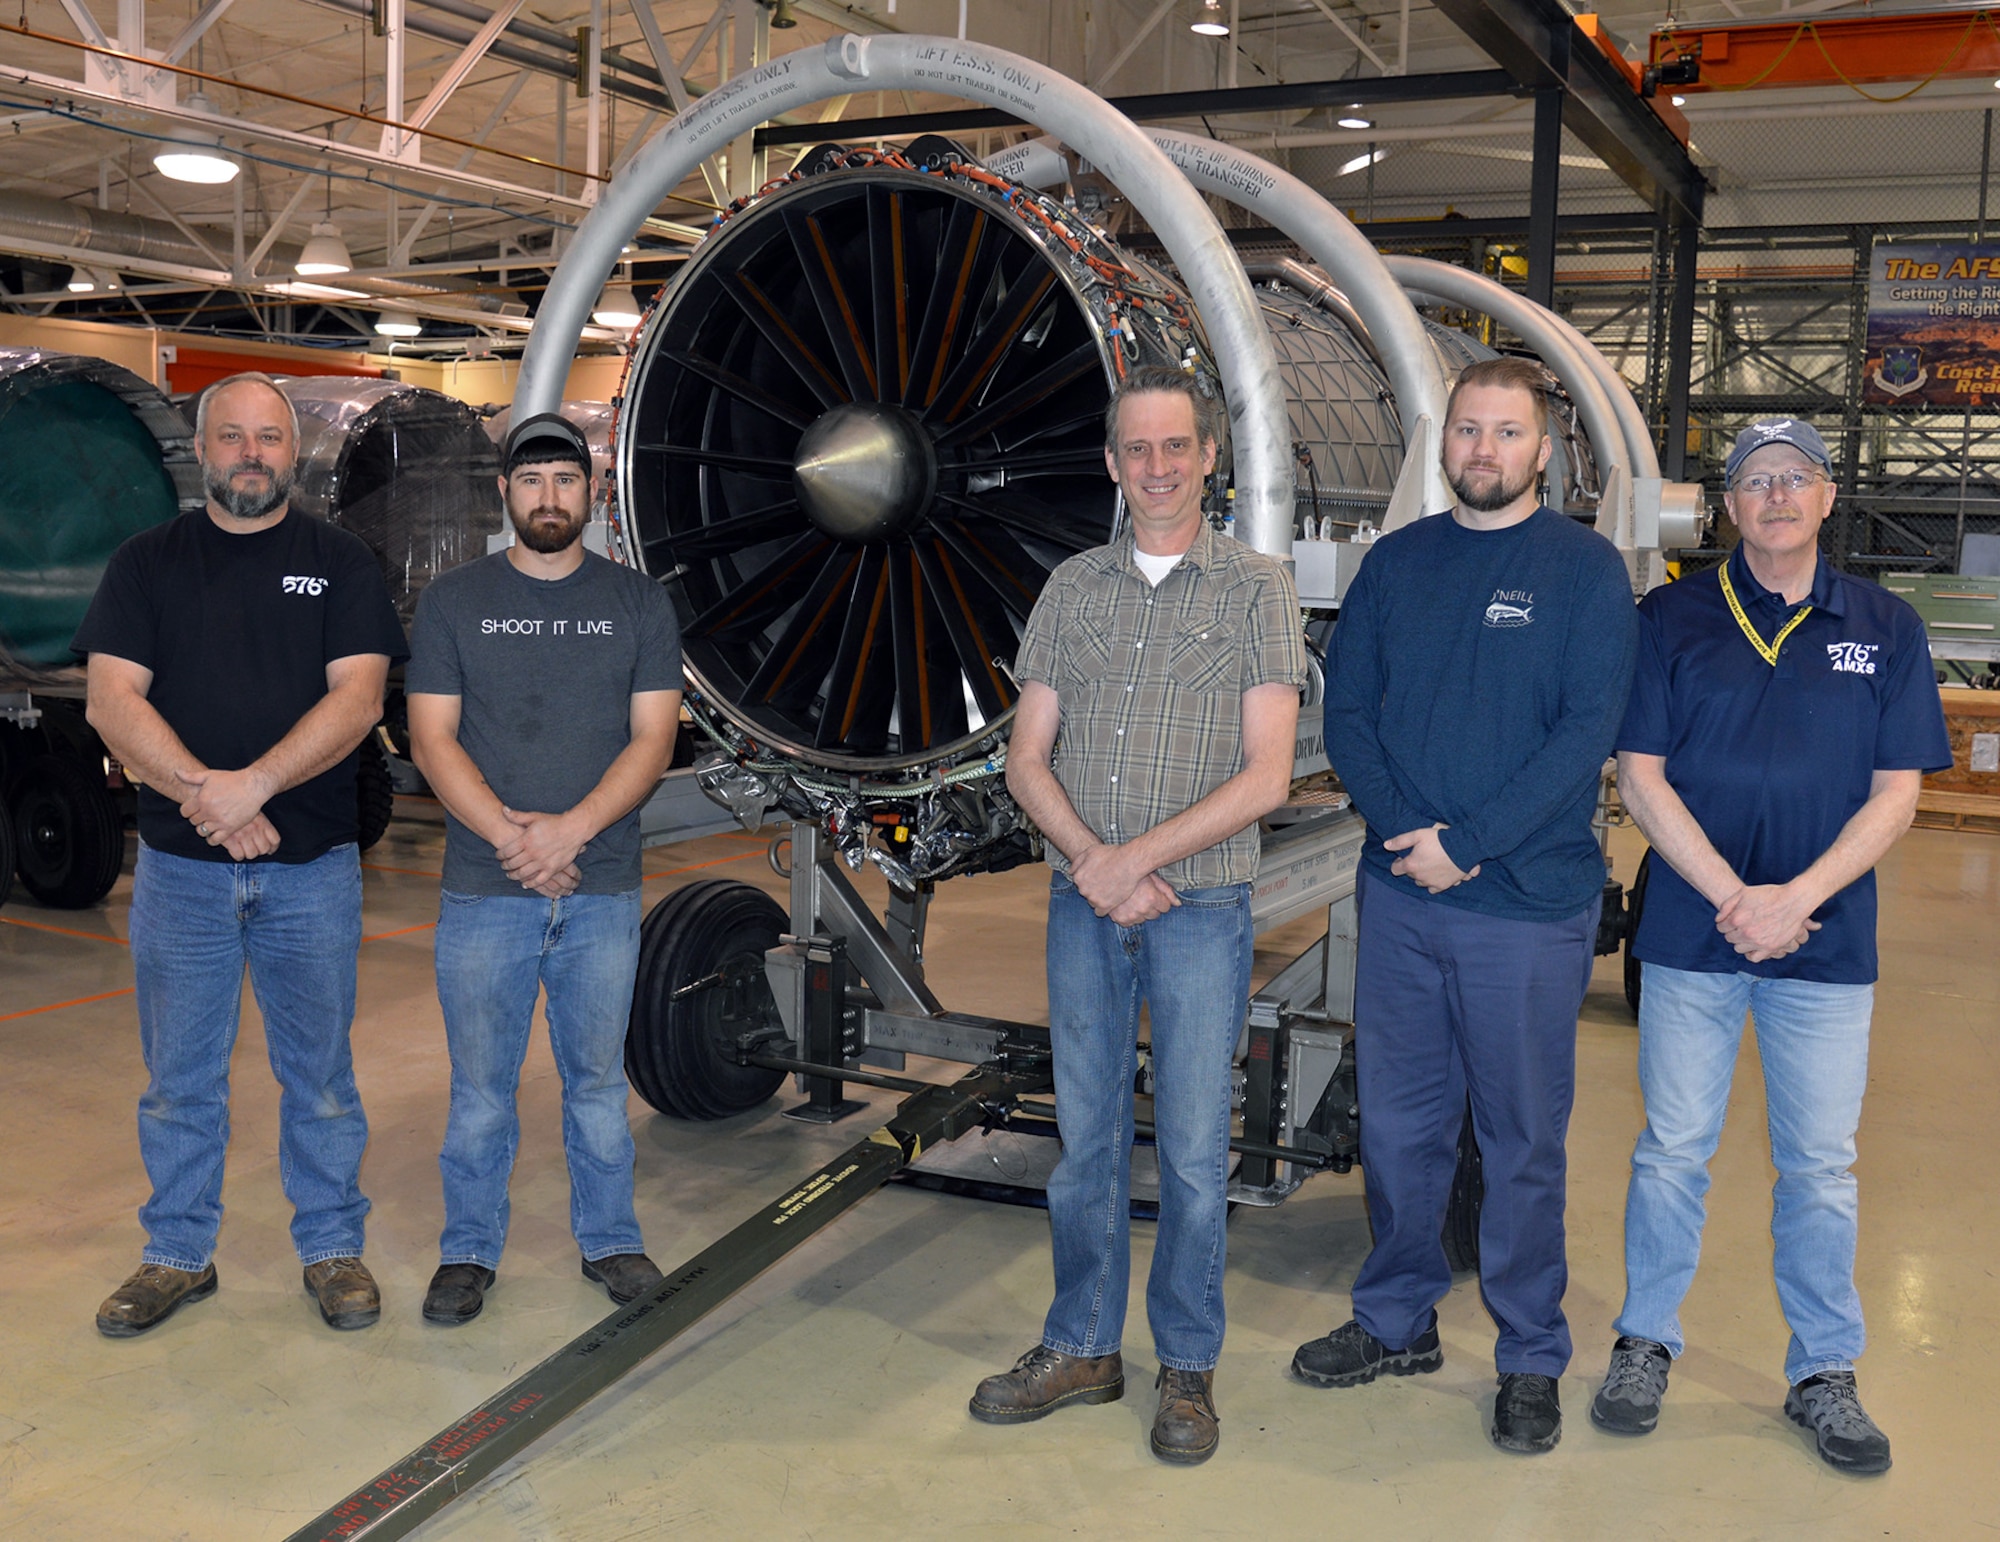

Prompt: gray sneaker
xmin=1784 ymin=1371 xmax=1892 ymax=1474
xmin=1590 ymin=1336 xmax=1672 ymax=1435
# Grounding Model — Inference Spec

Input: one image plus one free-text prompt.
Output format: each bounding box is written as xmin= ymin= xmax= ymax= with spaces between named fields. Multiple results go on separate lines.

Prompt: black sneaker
xmin=1492 ymin=1372 xmax=1562 ymax=1453
xmin=1590 ymin=1336 xmax=1672 ymax=1435
xmin=1784 ymin=1371 xmax=1892 ymax=1474
xmin=1292 ymin=1319 xmax=1443 ymax=1388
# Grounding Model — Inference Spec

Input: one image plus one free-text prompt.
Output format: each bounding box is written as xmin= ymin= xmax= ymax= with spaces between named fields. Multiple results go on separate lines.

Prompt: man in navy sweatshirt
xmin=1291 ymin=356 xmax=1639 ymax=1454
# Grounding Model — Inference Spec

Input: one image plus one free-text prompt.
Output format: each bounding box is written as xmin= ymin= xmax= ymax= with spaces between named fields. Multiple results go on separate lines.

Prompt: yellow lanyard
xmin=1718 ymin=561 xmax=1811 ymax=667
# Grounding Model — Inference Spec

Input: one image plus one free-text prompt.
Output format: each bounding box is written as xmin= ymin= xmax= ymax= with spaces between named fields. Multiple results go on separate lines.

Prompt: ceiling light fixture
xmin=1671 ymin=93 xmax=1687 ymax=106
xmin=1190 ymin=0 xmax=1229 ymax=37
xmin=1337 ymin=112 xmax=1374 ymax=130
xmin=152 ymin=92 xmax=240 ymax=184
xmin=593 ymin=270 xmax=643 ymax=330
xmin=374 ymin=308 xmax=422 ymax=338
xmin=296 ymin=221 xmax=353 ymax=276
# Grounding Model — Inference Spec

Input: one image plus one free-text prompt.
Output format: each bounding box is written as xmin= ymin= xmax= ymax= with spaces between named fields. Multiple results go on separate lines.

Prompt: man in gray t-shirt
xmin=406 ymin=412 xmax=682 ymax=1326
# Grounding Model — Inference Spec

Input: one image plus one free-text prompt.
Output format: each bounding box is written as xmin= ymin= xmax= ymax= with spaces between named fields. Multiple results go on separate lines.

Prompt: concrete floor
xmin=1 ymin=812 xmax=1996 ymax=1540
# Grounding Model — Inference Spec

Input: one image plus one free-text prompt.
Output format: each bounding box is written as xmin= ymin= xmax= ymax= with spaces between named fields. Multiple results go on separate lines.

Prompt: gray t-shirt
xmin=406 ymin=550 xmax=683 ymax=895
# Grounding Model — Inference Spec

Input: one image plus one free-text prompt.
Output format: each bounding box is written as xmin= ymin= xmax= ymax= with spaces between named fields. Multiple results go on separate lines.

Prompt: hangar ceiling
xmin=2 ymin=0 xmax=1995 ymax=351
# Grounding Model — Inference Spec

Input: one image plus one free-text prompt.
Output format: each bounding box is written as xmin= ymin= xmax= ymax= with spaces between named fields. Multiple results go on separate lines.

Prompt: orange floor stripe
xmin=642 ymin=851 xmax=765 ymax=882
xmin=0 ymin=985 xmax=137 ymax=1022
xmin=361 ymin=921 xmax=438 ymax=943
xmin=0 ymin=915 xmax=128 ymax=946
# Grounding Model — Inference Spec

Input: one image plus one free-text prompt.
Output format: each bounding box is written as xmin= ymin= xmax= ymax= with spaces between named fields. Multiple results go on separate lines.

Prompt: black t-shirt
xmin=71 ymin=509 xmax=409 ymax=863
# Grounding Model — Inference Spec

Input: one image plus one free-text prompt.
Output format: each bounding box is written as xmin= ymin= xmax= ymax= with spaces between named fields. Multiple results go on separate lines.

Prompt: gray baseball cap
xmin=503 ymin=411 xmax=591 ymax=472
xmin=1724 ymin=419 xmax=1832 ymax=483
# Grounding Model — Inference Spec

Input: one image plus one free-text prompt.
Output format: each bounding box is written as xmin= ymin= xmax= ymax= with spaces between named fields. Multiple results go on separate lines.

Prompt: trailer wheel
xmin=1441 ymin=1098 xmax=1483 ymax=1274
xmin=0 ymin=789 xmax=14 ymax=911
xmin=356 ymin=732 xmax=395 ymax=852
xmin=1623 ymin=848 xmax=1652 ymax=1018
xmin=11 ymin=754 xmax=126 ymax=908
xmin=626 ymin=879 xmax=789 ymax=1120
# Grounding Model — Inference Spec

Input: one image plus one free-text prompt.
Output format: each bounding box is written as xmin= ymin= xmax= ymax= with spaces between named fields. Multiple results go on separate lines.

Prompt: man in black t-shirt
xmin=74 ymin=372 xmax=407 ymax=1339
xmin=406 ymin=413 xmax=681 ymax=1326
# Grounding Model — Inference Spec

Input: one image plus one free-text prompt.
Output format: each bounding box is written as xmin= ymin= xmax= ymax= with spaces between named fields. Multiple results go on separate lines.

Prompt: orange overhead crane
xmin=1646 ymin=8 xmax=2000 ymax=96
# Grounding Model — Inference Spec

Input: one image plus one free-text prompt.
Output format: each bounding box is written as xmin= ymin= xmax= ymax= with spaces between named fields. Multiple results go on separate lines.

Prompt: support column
xmin=1526 ymin=84 xmax=1562 ymax=310
xmin=1662 ymin=213 xmax=1699 ymax=481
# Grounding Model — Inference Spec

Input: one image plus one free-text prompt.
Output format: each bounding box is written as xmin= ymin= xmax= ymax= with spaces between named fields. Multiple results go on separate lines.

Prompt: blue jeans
xmin=128 ymin=841 xmax=369 ymax=1270
xmin=435 ymin=888 xmax=645 ymax=1269
xmin=1350 ymin=867 xmax=1600 ymax=1376
xmin=1040 ymin=873 xmax=1251 ymax=1372
xmin=1617 ymin=963 xmax=1875 ymax=1384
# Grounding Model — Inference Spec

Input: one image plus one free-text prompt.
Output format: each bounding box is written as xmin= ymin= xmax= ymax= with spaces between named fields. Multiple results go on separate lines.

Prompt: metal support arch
xmin=1144 ymin=130 xmax=1456 ymax=522
xmin=515 ymin=34 xmax=1295 ymax=557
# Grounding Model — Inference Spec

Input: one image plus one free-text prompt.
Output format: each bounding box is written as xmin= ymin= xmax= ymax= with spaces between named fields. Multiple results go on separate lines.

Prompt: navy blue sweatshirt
xmin=1327 ymin=507 xmax=1639 ymax=920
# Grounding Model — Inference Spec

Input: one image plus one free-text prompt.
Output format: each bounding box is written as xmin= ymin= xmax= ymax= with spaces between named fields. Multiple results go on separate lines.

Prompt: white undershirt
xmin=1133 ymin=548 xmax=1185 ymax=587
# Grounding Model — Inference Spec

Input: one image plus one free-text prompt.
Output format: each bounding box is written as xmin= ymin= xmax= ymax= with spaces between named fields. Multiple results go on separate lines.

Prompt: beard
xmin=1447 ymin=460 xmax=1540 ymax=513
xmin=511 ymin=502 xmax=587 ymax=554
xmin=205 ymin=458 xmax=295 ymax=521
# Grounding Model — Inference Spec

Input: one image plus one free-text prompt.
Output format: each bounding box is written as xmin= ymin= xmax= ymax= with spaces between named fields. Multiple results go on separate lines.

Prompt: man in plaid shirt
xmin=967 ymin=366 xmax=1307 ymax=1465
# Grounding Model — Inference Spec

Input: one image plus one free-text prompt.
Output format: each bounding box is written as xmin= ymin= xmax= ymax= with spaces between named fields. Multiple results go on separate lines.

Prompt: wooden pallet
xmin=1915 ymin=787 xmax=2000 ymax=834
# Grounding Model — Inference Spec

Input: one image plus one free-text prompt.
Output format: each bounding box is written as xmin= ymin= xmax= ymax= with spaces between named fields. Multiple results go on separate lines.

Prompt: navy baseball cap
xmin=503 ymin=411 xmax=591 ymax=473
xmin=1724 ymin=418 xmax=1832 ymax=483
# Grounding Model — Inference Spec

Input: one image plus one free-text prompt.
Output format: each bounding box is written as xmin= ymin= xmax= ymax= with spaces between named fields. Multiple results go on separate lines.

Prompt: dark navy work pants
xmin=1349 ymin=865 xmax=1599 ymax=1377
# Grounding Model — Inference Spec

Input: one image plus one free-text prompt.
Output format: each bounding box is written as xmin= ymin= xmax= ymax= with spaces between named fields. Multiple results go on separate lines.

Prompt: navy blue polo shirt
xmin=1617 ymin=547 xmax=1950 ymax=983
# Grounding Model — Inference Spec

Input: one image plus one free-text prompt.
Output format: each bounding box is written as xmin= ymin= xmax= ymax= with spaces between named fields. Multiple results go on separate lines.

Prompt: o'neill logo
xmin=1484 ymin=589 xmax=1534 ymax=628
xmin=1827 ymin=642 xmax=1879 ymax=674
xmin=281 ymin=575 xmax=328 ymax=595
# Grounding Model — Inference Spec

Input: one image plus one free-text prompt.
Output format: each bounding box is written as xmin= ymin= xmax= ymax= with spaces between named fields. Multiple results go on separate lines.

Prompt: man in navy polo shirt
xmin=1589 ymin=419 xmax=1950 ymax=1474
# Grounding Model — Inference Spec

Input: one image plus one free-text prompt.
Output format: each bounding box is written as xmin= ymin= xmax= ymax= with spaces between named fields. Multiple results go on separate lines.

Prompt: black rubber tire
xmin=625 ymin=879 xmax=789 ymax=1120
xmin=11 ymin=753 xmax=126 ymax=908
xmin=1441 ymin=1097 xmax=1484 ymax=1274
xmin=1623 ymin=848 xmax=1653 ymax=1018
xmin=0 ymin=791 xmax=14 ymax=911
xmin=355 ymin=731 xmax=395 ymax=852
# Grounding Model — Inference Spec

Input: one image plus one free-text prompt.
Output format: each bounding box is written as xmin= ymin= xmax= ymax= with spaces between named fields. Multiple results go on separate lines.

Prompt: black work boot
xmin=1292 ymin=1318 xmax=1443 ymax=1388
xmin=423 ymin=1264 xmax=496 ymax=1326
xmin=968 ymin=1344 xmax=1125 ymax=1424
xmin=1492 ymin=1372 xmax=1562 ymax=1453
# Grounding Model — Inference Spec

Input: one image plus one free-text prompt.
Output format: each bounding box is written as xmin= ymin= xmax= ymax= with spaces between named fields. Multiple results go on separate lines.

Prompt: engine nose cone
xmin=793 ymin=402 xmax=937 ymax=542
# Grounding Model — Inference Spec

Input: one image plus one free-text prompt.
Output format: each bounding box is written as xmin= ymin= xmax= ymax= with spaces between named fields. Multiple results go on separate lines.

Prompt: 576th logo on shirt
xmin=281 ymin=575 xmax=328 ymax=595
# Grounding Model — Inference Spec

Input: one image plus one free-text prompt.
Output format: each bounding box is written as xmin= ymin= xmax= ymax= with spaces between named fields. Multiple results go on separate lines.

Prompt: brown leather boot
xmin=96 ymin=1262 xmax=218 ymax=1338
xmin=1150 ymin=1365 xmax=1219 ymax=1464
xmin=968 ymin=1344 xmax=1125 ymax=1424
xmin=303 ymin=1257 xmax=381 ymax=1330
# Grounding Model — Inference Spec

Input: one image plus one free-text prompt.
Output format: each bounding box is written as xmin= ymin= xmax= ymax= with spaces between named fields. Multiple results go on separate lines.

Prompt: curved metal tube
xmin=516 ymin=36 xmax=1294 ymax=557
xmin=1379 ymin=254 xmax=1635 ymax=501
xmin=1146 ymin=131 xmax=1455 ymax=519
xmin=1383 ymin=254 xmax=1657 ymax=482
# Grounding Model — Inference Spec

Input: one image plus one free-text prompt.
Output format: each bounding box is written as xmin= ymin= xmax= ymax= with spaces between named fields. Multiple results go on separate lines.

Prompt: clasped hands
xmin=178 ymin=767 xmax=280 ymax=860
xmin=496 ymin=806 xmax=586 ymax=899
xmin=1069 ymin=841 xmax=1180 ymax=925
xmin=1385 ymin=823 xmax=1480 ymax=893
xmin=1713 ymin=882 xmax=1819 ymax=962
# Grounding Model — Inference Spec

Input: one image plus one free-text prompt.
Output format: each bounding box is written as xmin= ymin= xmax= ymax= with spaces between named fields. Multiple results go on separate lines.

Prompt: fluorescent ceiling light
xmin=374 ymin=308 xmax=422 ymax=338
xmin=592 ymin=279 xmax=643 ymax=329
xmin=1337 ymin=114 xmax=1374 ymax=130
xmin=1191 ymin=0 xmax=1229 ymax=36
xmin=268 ymin=279 xmax=369 ymax=302
xmin=152 ymin=94 xmax=239 ymax=184
xmin=295 ymin=222 xmax=353 ymax=276
xmin=68 ymin=267 xmax=110 ymax=293
xmin=1338 ymin=148 xmax=1390 ymax=176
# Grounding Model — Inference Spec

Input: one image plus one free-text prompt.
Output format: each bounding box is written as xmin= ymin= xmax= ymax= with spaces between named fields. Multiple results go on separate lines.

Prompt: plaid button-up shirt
xmin=1014 ymin=520 xmax=1308 ymax=889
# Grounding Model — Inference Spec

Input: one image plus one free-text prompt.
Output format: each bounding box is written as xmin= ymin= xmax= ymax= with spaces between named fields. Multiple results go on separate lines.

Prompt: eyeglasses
xmin=1732 ymin=469 xmax=1827 ymax=496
